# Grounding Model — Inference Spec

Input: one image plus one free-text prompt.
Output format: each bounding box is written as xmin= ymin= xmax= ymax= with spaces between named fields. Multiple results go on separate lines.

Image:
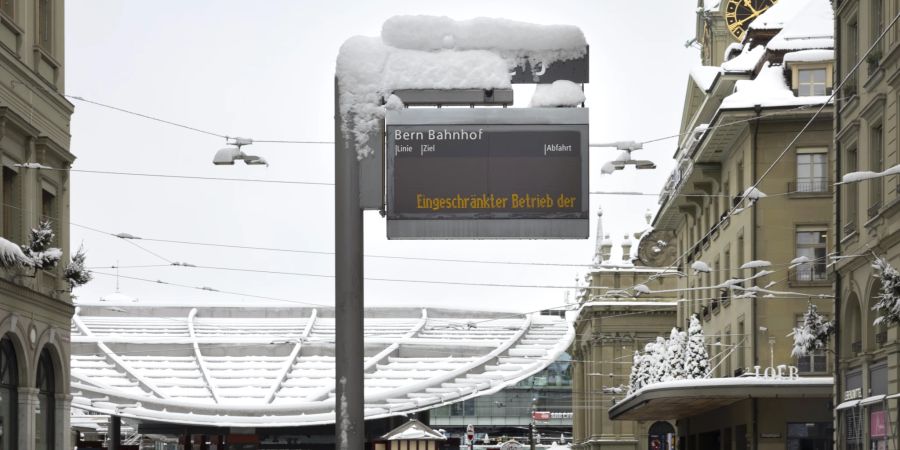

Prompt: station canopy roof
xmin=70 ymin=305 xmax=573 ymax=428
xmin=608 ymin=376 xmax=833 ymax=421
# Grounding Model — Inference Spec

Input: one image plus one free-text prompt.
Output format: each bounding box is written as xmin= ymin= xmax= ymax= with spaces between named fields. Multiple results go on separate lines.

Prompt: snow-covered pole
xmin=334 ymin=77 xmax=365 ymax=449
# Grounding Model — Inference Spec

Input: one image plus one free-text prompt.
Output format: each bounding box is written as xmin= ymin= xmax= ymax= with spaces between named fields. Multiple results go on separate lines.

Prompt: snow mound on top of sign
xmin=336 ymin=16 xmax=588 ymax=159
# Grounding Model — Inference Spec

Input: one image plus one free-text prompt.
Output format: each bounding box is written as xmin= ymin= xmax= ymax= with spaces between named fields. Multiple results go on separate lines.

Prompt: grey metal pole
xmin=334 ymin=77 xmax=365 ymax=449
xmin=108 ymin=415 xmax=121 ymax=450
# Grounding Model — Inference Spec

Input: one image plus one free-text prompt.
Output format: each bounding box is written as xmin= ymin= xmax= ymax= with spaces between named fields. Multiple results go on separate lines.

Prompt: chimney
xmin=622 ymin=234 xmax=633 ymax=262
xmin=600 ymin=234 xmax=613 ymax=262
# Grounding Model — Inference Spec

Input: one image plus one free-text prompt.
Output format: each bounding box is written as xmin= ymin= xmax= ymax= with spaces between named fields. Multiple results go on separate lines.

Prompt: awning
xmin=609 ymin=377 xmax=833 ymax=421
xmin=860 ymin=395 xmax=887 ymax=406
xmin=835 ymin=400 xmax=860 ymax=410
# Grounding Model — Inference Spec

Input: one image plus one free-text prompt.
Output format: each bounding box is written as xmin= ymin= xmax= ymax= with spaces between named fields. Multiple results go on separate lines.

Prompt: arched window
xmin=35 ymin=349 xmax=54 ymax=450
xmin=0 ymin=337 xmax=18 ymax=450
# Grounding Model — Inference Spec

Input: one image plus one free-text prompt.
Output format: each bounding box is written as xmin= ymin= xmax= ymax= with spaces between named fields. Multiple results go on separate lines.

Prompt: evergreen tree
xmin=684 ymin=314 xmax=710 ymax=379
xmin=662 ymin=328 xmax=687 ymax=381
xmin=627 ymin=351 xmax=641 ymax=394
xmin=872 ymin=257 xmax=900 ymax=326
xmin=790 ymin=302 xmax=834 ymax=357
xmin=21 ymin=220 xmax=62 ymax=270
xmin=64 ymin=245 xmax=93 ymax=289
xmin=649 ymin=336 xmax=668 ymax=383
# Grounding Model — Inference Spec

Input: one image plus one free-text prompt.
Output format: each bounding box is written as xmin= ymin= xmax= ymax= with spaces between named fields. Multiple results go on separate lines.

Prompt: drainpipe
xmin=751 ymin=105 xmax=761 ymax=450
xmin=752 ymin=104 xmax=761 ymax=368
xmin=833 ymin=13 xmax=843 ymax=450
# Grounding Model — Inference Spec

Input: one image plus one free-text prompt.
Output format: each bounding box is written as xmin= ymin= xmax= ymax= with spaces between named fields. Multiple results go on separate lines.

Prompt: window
xmin=37 ymin=0 xmax=51 ymax=52
xmin=35 ymin=349 xmax=54 ymax=450
xmin=787 ymin=423 xmax=832 ymax=450
xmin=870 ymin=125 xmax=883 ymax=216
xmin=846 ymin=18 xmax=859 ymax=95
xmin=2 ymin=167 xmax=20 ymax=243
xmin=795 ymin=315 xmax=827 ymax=372
xmin=0 ymin=338 xmax=17 ymax=450
xmin=450 ymin=399 xmax=474 ymax=417
xmin=796 ymin=150 xmax=827 ymax=192
xmin=798 ymin=69 xmax=827 ymax=96
xmin=40 ymin=188 xmax=57 ymax=243
xmin=872 ymin=0 xmax=884 ymax=51
xmin=736 ymin=321 xmax=745 ymax=371
xmin=0 ymin=0 xmax=13 ymax=19
xmin=845 ymin=147 xmax=859 ymax=229
xmin=795 ymin=229 xmax=827 ymax=281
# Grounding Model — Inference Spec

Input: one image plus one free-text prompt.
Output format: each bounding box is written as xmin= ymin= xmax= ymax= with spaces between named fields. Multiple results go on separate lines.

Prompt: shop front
xmin=608 ymin=375 xmax=833 ymax=450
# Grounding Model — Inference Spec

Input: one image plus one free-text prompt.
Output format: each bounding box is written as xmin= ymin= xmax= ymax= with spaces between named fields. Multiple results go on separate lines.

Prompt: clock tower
xmin=694 ymin=0 xmax=779 ymax=67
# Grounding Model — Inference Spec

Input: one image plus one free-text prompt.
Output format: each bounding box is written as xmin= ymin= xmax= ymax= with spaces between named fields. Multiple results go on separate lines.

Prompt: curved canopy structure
xmin=70 ymin=305 xmax=573 ymax=428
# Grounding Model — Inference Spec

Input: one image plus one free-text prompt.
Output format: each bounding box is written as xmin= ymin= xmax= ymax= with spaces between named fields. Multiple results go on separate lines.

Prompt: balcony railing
xmin=701 ymin=305 xmax=710 ymax=321
xmin=719 ymin=288 xmax=730 ymax=307
xmin=868 ymin=201 xmax=882 ymax=219
xmin=843 ymin=221 xmax=857 ymax=235
xmin=790 ymin=266 xmax=830 ymax=283
xmin=851 ymin=341 xmax=862 ymax=353
xmin=876 ymin=331 xmax=888 ymax=346
xmin=788 ymin=179 xmax=830 ymax=195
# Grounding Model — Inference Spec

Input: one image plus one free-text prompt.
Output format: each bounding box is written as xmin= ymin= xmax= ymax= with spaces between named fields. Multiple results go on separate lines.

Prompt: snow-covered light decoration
xmin=740 ymin=260 xmax=772 ymax=270
xmin=684 ymin=314 xmax=710 ymax=379
xmin=789 ymin=302 xmax=834 ymax=357
xmin=21 ymin=220 xmax=62 ymax=271
xmin=872 ymin=257 xmax=900 ymax=326
xmin=691 ymin=260 xmax=711 ymax=273
xmin=64 ymin=245 xmax=93 ymax=290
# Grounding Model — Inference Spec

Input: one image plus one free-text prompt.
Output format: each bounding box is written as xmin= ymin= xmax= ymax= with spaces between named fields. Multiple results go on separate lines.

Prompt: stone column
xmin=54 ymin=394 xmax=72 ymax=450
xmin=17 ymin=387 xmax=38 ymax=450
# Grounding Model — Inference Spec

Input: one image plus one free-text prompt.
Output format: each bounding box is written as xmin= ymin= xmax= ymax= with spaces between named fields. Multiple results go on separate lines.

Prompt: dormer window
xmin=798 ymin=68 xmax=827 ymax=96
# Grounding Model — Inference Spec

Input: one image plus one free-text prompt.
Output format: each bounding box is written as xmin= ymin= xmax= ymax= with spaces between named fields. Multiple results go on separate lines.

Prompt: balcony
xmin=710 ymin=298 xmax=720 ymax=314
xmin=868 ymin=201 xmax=882 ymax=219
xmin=876 ymin=331 xmax=888 ymax=346
xmin=701 ymin=305 xmax=711 ymax=321
xmin=788 ymin=180 xmax=831 ymax=197
xmin=851 ymin=341 xmax=862 ymax=354
xmin=719 ymin=288 xmax=731 ymax=308
xmin=843 ymin=221 xmax=857 ymax=235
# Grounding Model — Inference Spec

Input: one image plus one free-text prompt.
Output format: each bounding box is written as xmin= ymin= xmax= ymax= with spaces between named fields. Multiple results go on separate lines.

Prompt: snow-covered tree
xmin=649 ymin=336 xmax=668 ymax=383
xmin=64 ymin=245 xmax=93 ymax=289
xmin=627 ymin=351 xmax=641 ymax=394
xmin=662 ymin=328 xmax=687 ymax=381
xmin=633 ymin=343 xmax=655 ymax=391
xmin=872 ymin=257 xmax=900 ymax=326
xmin=684 ymin=314 xmax=710 ymax=379
xmin=790 ymin=302 xmax=834 ymax=357
xmin=21 ymin=220 xmax=61 ymax=271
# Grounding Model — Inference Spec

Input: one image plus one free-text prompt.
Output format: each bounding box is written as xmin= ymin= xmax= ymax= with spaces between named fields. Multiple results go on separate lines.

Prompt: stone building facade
xmin=833 ymin=0 xmax=900 ymax=448
xmin=0 ymin=0 xmax=75 ymax=449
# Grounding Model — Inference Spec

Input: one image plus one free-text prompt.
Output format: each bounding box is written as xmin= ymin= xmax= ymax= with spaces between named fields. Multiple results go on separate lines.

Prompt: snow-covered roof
xmin=721 ymin=45 xmax=765 ymax=73
xmin=382 ymin=418 xmax=446 ymax=441
xmin=783 ymin=49 xmax=834 ymax=64
xmin=70 ymin=306 xmax=573 ymax=428
xmin=766 ymin=0 xmax=833 ymax=51
xmin=720 ymin=62 xmax=830 ymax=109
xmin=690 ymin=66 xmax=720 ymax=92
xmin=748 ymin=0 xmax=810 ymax=31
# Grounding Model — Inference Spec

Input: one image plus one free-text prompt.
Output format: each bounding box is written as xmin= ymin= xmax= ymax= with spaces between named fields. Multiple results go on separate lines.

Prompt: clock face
xmin=725 ymin=0 xmax=778 ymax=40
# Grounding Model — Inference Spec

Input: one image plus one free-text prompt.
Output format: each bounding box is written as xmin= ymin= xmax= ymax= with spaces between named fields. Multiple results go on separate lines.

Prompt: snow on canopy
xmin=530 ymin=80 xmax=585 ymax=107
xmin=337 ymin=16 xmax=588 ymax=159
xmin=69 ymin=305 xmax=573 ymax=427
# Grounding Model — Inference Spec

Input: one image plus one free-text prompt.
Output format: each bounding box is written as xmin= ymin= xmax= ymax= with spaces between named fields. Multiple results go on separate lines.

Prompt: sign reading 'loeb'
xmin=388 ymin=126 xmax=585 ymax=218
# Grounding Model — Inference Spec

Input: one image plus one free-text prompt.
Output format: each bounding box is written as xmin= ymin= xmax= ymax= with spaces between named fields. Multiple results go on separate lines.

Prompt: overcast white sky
xmin=65 ymin=1 xmax=698 ymax=313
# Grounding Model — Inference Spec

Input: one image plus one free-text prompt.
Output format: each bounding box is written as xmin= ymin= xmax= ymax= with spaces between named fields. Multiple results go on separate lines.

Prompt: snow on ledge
xmin=783 ymin=49 xmax=834 ymax=64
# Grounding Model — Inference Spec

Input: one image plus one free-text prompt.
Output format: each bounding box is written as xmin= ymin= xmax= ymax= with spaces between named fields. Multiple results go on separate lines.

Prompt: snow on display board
xmin=336 ymin=15 xmax=588 ymax=159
